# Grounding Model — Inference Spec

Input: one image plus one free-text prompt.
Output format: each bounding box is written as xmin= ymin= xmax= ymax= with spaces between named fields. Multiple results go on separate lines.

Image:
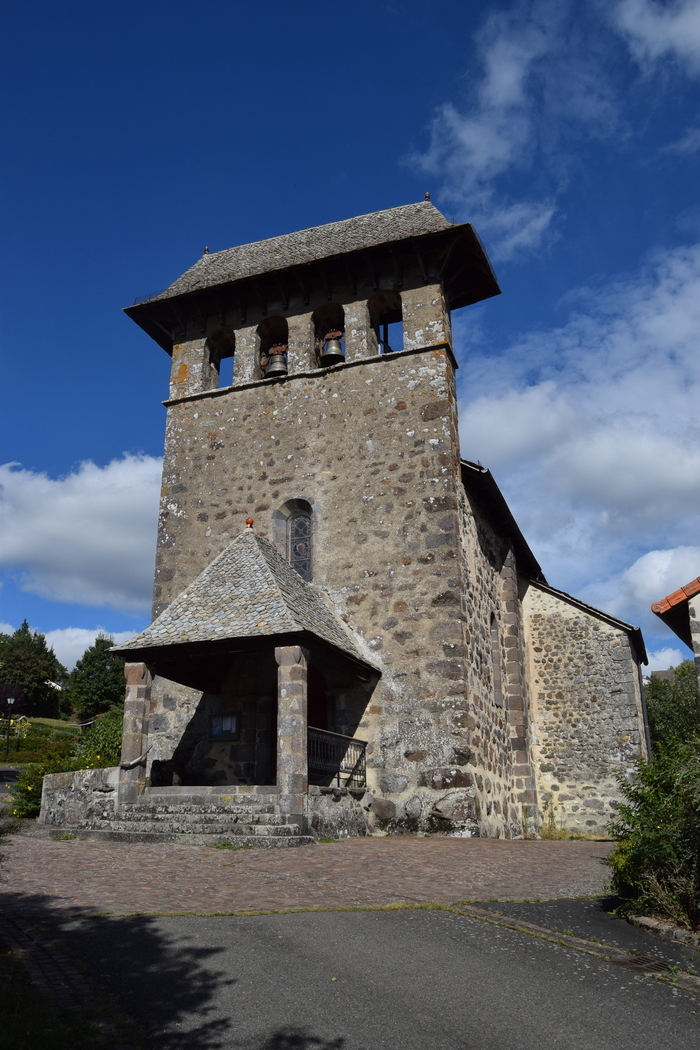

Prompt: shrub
xmin=72 ymin=706 xmax=124 ymax=768
xmin=607 ymin=742 xmax=700 ymax=928
xmin=10 ymin=707 xmax=124 ymax=818
xmin=645 ymin=660 xmax=700 ymax=747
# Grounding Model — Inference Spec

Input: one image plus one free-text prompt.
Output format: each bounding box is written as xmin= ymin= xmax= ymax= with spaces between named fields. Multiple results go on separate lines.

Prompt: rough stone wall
xmin=146 ymin=340 xmax=506 ymax=830
xmin=522 ymin=583 xmax=647 ymax=834
xmin=39 ymin=767 xmax=119 ymax=827
xmin=308 ymin=785 xmax=370 ymax=837
xmin=453 ymin=492 xmax=531 ymax=839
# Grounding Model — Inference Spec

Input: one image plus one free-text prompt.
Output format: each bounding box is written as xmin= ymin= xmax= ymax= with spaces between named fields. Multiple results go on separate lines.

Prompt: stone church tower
xmin=39 ymin=201 xmax=649 ymax=843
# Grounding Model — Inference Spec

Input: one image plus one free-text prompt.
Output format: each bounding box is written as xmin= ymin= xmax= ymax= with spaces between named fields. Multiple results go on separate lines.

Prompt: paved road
xmin=2 ymin=833 xmax=615 ymax=913
xmin=0 ymin=768 xmax=19 ymax=795
xmin=47 ymin=909 xmax=698 ymax=1050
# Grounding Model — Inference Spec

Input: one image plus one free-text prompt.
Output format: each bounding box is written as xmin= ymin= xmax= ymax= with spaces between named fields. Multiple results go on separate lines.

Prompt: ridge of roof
xmin=147 ymin=201 xmax=452 ymax=302
xmin=112 ymin=529 xmax=370 ymax=666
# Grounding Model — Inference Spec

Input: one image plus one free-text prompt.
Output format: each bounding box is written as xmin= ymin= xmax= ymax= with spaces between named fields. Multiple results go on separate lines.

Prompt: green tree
xmin=69 ymin=635 xmax=126 ymax=717
xmin=645 ymin=660 xmax=700 ymax=748
xmin=0 ymin=621 xmax=66 ymax=717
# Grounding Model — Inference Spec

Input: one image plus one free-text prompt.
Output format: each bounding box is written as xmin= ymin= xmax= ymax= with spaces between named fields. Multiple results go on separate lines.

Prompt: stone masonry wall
xmin=145 ymin=343 xmax=509 ymax=832
xmin=522 ymin=583 xmax=647 ymax=835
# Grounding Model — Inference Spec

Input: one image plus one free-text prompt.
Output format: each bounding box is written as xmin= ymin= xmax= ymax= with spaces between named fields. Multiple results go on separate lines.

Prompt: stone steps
xmin=120 ymin=804 xmax=278 ymax=821
xmin=28 ymin=824 xmax=315 ymax=847
xmin=80 ymin=818 xmax=301 ymax=836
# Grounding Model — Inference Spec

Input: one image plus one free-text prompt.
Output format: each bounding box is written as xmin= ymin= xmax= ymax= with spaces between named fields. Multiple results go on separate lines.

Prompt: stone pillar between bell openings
xmin=275 ymin=645 xmax=309 ymax=829
xmin=118 ymin=662 xmax=152 ymax=805
xmin=169 ymin=339 xmax=219 ymax=399
xmin=344 ymin=299 xmax=378 ymax=360
xmin=287 ymin=312 xmax=315 ymax=372
xmin=234 ymin=325 xmax=261 ymax=384
xmin=401 ymin=284 xmax=452 ymax=351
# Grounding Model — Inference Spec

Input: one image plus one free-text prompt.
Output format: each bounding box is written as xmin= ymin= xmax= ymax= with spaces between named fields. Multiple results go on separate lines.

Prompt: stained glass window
xmin=290 ymin=513 xmax=311 ymax=581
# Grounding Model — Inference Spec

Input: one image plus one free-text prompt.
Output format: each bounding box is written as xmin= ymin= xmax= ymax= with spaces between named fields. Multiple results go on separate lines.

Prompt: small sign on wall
xmin=210 ymin=714 xmax=239 ymax=741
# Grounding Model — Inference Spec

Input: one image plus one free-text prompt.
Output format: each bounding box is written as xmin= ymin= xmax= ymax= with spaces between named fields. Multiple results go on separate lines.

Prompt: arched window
xmin=257 ymin=316 xmax=289 ymax=378
xmin=490 ymin=613 xmax=504 ymax=708
xmin=289 ymin=508 xmax=312 ymax=580
xmin=368 ymin=290 xmax=403 ymax=354
xmin=205 ymin=326 xmax=236 ymax=387
xmin=272 ymin=498 xmax=313 ymax=581
xmin=312 ymin=303 xmax=345 ymax=367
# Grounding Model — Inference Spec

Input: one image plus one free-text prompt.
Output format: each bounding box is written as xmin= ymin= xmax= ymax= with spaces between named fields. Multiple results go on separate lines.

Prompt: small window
xmin=210 ymin=714 xmax=239 ymax=741
xmin=289 ymin=511 xmax=311 ymax=581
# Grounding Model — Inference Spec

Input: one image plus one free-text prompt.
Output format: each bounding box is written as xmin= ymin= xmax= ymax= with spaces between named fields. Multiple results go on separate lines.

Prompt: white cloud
xmin=0 ymin=622 xmax=14 ymax=636
xmin=615 ymin=0 xmax=700 ymax=74
xmin=662 ymin=125 xmax=700 ymax=154
xmin=457 ymin=240 xmax=700 ymax=623
xmin=410 ymin=1 xmax=619 ymax=258
xmin=0 ymin=454 xmax=161 ymax=612
xmin=43 ymin=627 xmax=137 ymax=671
xmin=645 ymin=646 xmax=687 ymax=671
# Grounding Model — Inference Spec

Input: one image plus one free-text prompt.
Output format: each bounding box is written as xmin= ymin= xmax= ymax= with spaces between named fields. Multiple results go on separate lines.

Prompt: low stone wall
xmin=39 ymin=767 xmax=119 ymax=827
xmin=308 ymin=785 xmax=370 ymax=838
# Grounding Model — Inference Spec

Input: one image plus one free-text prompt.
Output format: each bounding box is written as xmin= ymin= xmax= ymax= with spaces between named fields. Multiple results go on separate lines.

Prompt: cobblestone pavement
xmin=1 ymin=833 xmax=615 ymax=916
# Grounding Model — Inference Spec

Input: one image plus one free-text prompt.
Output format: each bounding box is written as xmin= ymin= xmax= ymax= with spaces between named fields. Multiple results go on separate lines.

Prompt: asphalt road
xmin=53 ymin=908 xmax=699 ymax=1050
xmin=0 ymin=768 xmax=19 ymax=796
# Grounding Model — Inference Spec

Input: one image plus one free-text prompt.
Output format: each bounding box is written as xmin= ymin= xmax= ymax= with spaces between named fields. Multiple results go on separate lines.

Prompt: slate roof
xmin=112 ymin=528 xmax=370 ymax=666
xmin=146 ymin=201 xmax=452 ymax=303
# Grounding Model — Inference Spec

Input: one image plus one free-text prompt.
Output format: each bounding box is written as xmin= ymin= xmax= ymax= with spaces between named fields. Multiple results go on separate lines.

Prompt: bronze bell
xmin=265 ymin=345 xmax=288 ymax=377
xmin=320 ymin=332 xmax=345 ymax=366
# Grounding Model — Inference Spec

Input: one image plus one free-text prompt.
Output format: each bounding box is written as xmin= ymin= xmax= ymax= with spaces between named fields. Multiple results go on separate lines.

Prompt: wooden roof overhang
xmin=119 ymin=631 xmax=378 ymax=695
xmin=124 ymin=224 xmax=500 ymax=352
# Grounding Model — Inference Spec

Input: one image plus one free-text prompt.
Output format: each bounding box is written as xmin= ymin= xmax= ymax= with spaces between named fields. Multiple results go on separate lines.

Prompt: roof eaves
xmin=528 ymin=578 xmax=648 ymax=665
xmin=459 ymin=459 xmax=545 ymax=583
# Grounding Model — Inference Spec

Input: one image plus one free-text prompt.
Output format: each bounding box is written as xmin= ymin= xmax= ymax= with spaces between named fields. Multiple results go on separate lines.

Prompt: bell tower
xmin=121 ymin=199 xmax=519 ymax=835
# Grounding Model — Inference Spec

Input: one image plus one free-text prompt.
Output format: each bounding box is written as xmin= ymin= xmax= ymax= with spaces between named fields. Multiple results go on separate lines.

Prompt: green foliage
xmin=607 ymin=742 xmax=700 ymax=928
xmin=645 ymin=660 xmax=700 ymax=748
xmin=72 ymin=706 xmax=124 ymax=768
xmin=0 ymin=621 xmax=67 ymax=717
xmin=68 ymin=636 xmax=126 ymax=718
xmin=11 ymin=708 xmax=124 ymax=817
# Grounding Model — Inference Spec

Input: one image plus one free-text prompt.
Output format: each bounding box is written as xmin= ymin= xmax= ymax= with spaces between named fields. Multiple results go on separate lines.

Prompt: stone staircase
xmin=33 ymin=788 xmax=315 ymax=848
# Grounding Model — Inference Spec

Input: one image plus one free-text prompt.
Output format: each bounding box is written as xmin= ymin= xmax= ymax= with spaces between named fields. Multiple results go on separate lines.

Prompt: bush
xmin=10 ymin=708 xmax=124 ymax=818
xmin=72 ymin=706 xmax=124 ymax=769
xmin=645 ymin=660 xmax=700 ymax=747
xmin=607 ymin=742 xmax=700 ymax=928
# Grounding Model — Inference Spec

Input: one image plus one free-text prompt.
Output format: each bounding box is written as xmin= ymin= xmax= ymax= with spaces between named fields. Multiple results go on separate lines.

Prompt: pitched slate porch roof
xmin=112 ymin=528 xmax=375 ymax=677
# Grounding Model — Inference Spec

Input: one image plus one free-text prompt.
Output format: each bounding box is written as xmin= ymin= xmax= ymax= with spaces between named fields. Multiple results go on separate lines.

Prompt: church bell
xmin=320 ymin=331 xmax=345 ymax=366
xmin=265 ymin=345 xmax=288 ymax=377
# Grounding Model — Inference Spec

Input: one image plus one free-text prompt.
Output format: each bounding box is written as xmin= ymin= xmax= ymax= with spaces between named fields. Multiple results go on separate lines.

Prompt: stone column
xmin=688 ymin=596 xmax=700 ymax=695
xmin=400 ymin=284 xmax=451 ymax=351
xmin=500 ymin=551 xmax=538 ymax=825
xmin=344 ymin=299 xmax=378 ymax=361
xmin=118 ymin=662 xmax=152 ymax=805
xmin=169 ymin=339 xmax=218 ymax=399
xmin=287 ymin=312 xmax=315 ymax=373
xmin=275 ymin=645 xmax=309 ymax=829
xmin=234 ymin=325 xmax=261 ymax=384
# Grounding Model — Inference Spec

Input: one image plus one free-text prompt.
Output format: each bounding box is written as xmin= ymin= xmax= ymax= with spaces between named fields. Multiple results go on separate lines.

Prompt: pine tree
xmin=69 ymin=635 xmax=126 ymax=718
xmin=0 ymin=620 xmax=67 ymax=717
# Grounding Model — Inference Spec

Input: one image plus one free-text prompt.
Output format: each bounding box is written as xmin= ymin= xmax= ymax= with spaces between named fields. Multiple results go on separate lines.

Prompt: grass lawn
xmin=27 ymin=718 xmax=81 ymax=734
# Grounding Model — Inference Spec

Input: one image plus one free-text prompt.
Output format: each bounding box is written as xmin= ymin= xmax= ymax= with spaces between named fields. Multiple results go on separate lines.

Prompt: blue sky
xmin=2 ymin=0 xmax=700 ymax=668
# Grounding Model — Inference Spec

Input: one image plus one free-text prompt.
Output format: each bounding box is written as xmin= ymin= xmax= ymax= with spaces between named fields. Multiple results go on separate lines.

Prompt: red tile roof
xmin=651 ymin=576 xmax=700 ymax=615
